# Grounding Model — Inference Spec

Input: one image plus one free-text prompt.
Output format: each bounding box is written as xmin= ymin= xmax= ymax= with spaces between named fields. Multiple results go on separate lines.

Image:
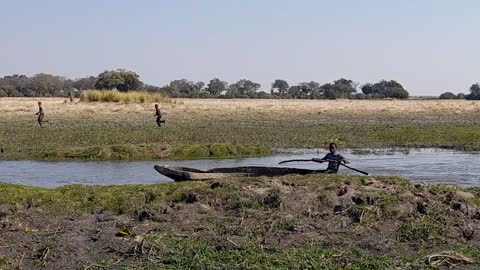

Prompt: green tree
xmin=95 ymin=69 xmax=142 ymax=92
xmin=287 ymin=85 xmax=302 ymax=99
xmin=170 ymin=79 xmax=192 ymax=97
xmin=439 ymin=92 xmax=456 ymax=99
xmin=29 ymin=73 xmax=66 ymax=96
xmin=73 ymin=76 xmax=97 ymax=90
xmin=120 ymin=71 xmax=143 ymax=91
xmin=0 ymin=74 xmax=30 ymax=96
xmin=227 ymin=79 xmax=261 ymax=98
xmin=321 ymin=83 xmax=336 ymax=99
xmin=193 ymin=81 xmax=205 ymax=96
xmin=320 ymin=78 xmax=357 ymax=99
xmin=363 ymin=80 xmax=409 ymax=99
xmin=95 ymin=71 xmax=124 ymax=90
xmin=271 ymin=79 xmax=289 ymax=97
xmin=298 ymin=81 xmax=321 ymax=99
xmin=465 ymin=83 xmax=480 ymax=100
xmin=332 ymin=78 xmax=357 ymax=98
xmin=361 ymin=83 xmax=374 ymax=95
xmin=206 ymin=78 xmax=228 ymax=96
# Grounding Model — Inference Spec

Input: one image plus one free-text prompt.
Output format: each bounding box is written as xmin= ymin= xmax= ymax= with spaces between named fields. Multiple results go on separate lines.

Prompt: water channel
xmin=1 ymin=148 xmax=479 ymax=188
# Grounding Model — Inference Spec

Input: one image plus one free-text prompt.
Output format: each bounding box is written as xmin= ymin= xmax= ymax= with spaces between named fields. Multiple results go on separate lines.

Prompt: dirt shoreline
xmin=1 ymin=175 xmax=479 ymax=269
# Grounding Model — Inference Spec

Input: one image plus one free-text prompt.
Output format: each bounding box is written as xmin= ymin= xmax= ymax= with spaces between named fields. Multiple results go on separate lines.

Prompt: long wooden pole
xmin=279 ymin=159 xmax=369 ymax=175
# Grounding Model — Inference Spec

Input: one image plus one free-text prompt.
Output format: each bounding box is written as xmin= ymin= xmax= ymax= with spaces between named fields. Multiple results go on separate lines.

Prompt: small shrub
xmin=347 ymin=205 xmax=364 ymax=223
xmin=396 ymin=219 xmax=445 ymax=242
xmin=278 ymin=217 xmax=296 ymax=231
xmin=174 ymin=191 xmax=198 ymax=204
xmin=263 ymin=189 xmax=282 ymax=208
xmin=225 ymin=194 xmax=259 ymax=210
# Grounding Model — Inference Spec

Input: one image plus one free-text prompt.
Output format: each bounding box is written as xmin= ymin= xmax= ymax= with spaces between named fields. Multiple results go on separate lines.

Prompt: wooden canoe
xmin=154 ymin=165 xmax=327 ymax=181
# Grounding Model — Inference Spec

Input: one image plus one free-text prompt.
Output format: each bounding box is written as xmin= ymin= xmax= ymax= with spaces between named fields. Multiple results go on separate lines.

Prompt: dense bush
xmin=465 ymin=84 xmax=480 ymax=100
xmin=361 ymin=80 xmax=409 ymax=99
xmin=95 ymin=69 xmax=143 ymax=92
xmin=439 ymin=92 xmax=457 ymax=99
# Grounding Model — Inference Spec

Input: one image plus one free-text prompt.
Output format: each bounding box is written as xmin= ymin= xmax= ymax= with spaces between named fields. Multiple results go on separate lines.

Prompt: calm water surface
xmin=0 ymin=148 xmax=479 ymax=188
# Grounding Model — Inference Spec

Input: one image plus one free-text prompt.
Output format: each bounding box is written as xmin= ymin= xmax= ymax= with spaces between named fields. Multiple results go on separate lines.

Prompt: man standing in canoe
xmin=154 ymin=104 xmax=165 ymax=127
xmin=35 ymin=101 xmax=49 ymax=126
xmin=314 ymin=143 xmax=348 ymax=174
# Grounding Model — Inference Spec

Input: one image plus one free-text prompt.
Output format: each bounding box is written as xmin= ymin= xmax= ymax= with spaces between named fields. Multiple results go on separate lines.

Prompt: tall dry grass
xmin=79 ymin=90 xmax=170 ymax=103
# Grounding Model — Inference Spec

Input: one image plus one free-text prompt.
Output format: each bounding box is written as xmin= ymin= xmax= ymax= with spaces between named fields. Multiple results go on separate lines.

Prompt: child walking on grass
xmin=35 ymin=101 xmax=49 ymax=126
xmin=154 ymin=104 xmax=165 ymax=127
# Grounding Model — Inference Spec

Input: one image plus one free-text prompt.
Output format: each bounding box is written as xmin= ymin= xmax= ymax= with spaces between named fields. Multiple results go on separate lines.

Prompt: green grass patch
xmin=2 ymin=106 xmax=480 ymax=160
xmin=28 ymin=143 xmax=270 ymax=160
xmin=0 ymin=181 xmax=207 ymax=215
xmin=396 ymin=218 xmax=446 ymax=242
xmin=126 ymin=234 xmax=400 ymax=270
xmin=0 ymin=258 xmax=6 ymax=270
xmin=263 ymin=188 xmax=282 ymax=208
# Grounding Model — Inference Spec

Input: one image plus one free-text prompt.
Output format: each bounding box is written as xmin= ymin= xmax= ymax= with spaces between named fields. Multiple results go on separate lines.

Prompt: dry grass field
xmin=1 ymin=97 xmax=480 ymax=119
xmin=0 ymin=98 xmax=479 ymax=160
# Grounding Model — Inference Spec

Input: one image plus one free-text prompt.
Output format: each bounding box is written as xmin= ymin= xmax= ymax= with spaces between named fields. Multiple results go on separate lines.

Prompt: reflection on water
xmin=0 ymin=148 xmax=479 ymax=188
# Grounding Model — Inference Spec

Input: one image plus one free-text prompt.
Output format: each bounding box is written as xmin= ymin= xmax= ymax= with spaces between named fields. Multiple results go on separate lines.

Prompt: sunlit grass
xmin=79 ymin=90 xmax=170 ymax=103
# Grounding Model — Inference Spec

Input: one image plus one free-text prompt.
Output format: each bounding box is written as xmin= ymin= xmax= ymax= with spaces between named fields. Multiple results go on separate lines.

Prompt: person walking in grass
xmin=35 ymin=101 xmax=49 ymax=126
xmin=154 ymin=104 xmax=165 ymax=127
xmin=314 ymin=143 xmax=348 ymax=174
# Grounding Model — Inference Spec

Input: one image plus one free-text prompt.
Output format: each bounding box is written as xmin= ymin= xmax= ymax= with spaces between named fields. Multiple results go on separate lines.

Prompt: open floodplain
xmin=1 ymin=98 xmax=480 ymax=160
xmin=1 ymin=98 xmax=480 ymax=269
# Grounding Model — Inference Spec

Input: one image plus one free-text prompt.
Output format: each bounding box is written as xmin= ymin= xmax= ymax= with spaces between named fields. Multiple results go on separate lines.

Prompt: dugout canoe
xmin=154 ymin=165 xmax=327 ymax=181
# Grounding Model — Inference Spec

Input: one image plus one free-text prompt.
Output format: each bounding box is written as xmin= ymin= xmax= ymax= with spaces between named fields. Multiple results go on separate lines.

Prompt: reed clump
xmin=79 ymin=90 xmax=170 ymax=103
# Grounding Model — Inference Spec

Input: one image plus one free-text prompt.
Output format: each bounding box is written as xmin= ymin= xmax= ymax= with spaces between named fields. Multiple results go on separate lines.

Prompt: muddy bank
xmin=0 ymin=175 xmax=479 ymax=269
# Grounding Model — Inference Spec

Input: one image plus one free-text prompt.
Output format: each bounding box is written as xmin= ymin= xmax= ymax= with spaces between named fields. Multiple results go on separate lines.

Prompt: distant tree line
xmin=0 ymin=70 xmax=143 ymax=98
xmin=159 ymin=78 xmax=410 ymax=99
xmin=439 ymin=84 xmax=480 ymax=100
xmin=5 ymin=68 xmax=479 ymax=100
xmin=0 ymin=74 xmax=77 ymax=97
xmin=0 ymin=69 xmax=414 ymax=100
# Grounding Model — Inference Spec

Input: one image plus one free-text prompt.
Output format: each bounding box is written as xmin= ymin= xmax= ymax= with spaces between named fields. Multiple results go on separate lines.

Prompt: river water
xmin=0 ymin=148 xmax=479 ymax=188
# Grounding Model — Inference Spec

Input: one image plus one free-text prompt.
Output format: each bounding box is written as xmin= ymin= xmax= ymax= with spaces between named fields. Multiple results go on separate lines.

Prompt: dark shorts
xmin=156 ymin=116 xmax=165 ymax=125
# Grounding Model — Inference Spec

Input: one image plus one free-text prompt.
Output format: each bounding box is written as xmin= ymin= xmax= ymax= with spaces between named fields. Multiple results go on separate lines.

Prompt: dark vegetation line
xmin=6 ymin=68 xmax=479 ymax=100
xmin=2 ymin=68 xmax=480 ymax=99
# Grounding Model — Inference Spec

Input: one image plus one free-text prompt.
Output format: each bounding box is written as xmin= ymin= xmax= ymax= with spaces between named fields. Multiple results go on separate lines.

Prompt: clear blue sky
xmin=1 ymin=0 xmax=479 ymax=95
